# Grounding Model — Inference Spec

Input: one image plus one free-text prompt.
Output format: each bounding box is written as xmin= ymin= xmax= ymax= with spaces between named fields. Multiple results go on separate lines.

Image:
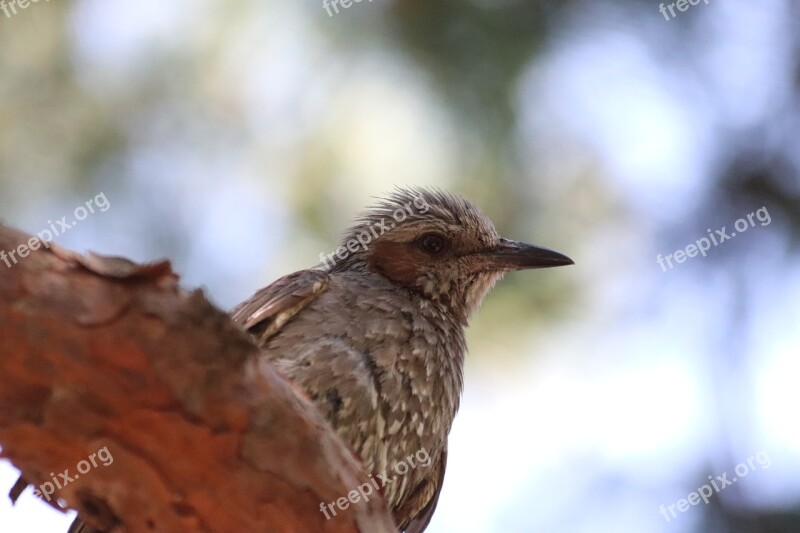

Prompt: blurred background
xmin=1 ymin=0 xmax=799 ymax=532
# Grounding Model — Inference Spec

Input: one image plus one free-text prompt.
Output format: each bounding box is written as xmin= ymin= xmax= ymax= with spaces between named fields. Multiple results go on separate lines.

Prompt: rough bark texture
xmin=0 ymin=224 xmax=395 ymax=533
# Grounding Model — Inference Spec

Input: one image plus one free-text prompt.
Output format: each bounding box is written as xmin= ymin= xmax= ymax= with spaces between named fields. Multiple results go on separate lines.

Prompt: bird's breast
xmin=262 ymin=273 xmax=465 ymax=507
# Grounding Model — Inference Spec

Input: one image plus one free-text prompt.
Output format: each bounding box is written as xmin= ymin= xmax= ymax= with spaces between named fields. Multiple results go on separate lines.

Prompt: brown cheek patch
xmin=366 ymin=240 xmax=426 ymax=289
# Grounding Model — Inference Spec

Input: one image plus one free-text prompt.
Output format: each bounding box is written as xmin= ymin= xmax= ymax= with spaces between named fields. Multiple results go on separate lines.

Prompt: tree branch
xmin=0 ymin=224 xmax=395 ymax=533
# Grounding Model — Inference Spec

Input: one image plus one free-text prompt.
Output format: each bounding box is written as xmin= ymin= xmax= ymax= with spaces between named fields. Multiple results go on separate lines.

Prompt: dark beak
xmin=478 ymin=238 xmax=574 ymax=271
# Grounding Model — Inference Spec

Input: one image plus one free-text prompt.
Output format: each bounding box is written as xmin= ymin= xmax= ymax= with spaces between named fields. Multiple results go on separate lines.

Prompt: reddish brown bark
xmin=0 ymin=225 xmax=395 ymax=533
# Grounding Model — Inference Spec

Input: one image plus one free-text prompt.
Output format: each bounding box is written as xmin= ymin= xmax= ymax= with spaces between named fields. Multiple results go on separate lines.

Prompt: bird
xmin=56 ymin=186 xmax=573 ymax=533
xmin=229 ymin=187 xmax=573 ymax=531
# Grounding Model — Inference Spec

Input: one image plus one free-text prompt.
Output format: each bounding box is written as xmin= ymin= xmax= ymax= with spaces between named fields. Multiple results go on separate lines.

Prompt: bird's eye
xmin=419 ymin=233 xmax=447 ymax=254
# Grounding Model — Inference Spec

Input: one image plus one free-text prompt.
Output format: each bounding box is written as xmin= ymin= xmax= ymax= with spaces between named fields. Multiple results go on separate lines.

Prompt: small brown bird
xmin=230 ymin=187 xmax=573 ymax=531
xmin=58 ymin=187 xmax=571 ymax=533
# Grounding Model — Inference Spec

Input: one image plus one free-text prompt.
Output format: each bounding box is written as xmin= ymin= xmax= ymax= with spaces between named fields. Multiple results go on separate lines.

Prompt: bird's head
xmin=326 ymin=187 xmax=573 ymax=324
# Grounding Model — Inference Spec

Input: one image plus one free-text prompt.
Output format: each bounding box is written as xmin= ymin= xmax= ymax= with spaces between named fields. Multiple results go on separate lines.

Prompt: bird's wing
xmin=229 ymin=269 xmax=330 ymax=343
xmin=400 ymin=445 xmax=448 ymax=533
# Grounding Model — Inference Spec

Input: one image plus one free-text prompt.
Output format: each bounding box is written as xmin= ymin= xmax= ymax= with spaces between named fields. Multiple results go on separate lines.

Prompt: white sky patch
xmin=0 ymin=461 xmax=76 ymax=531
